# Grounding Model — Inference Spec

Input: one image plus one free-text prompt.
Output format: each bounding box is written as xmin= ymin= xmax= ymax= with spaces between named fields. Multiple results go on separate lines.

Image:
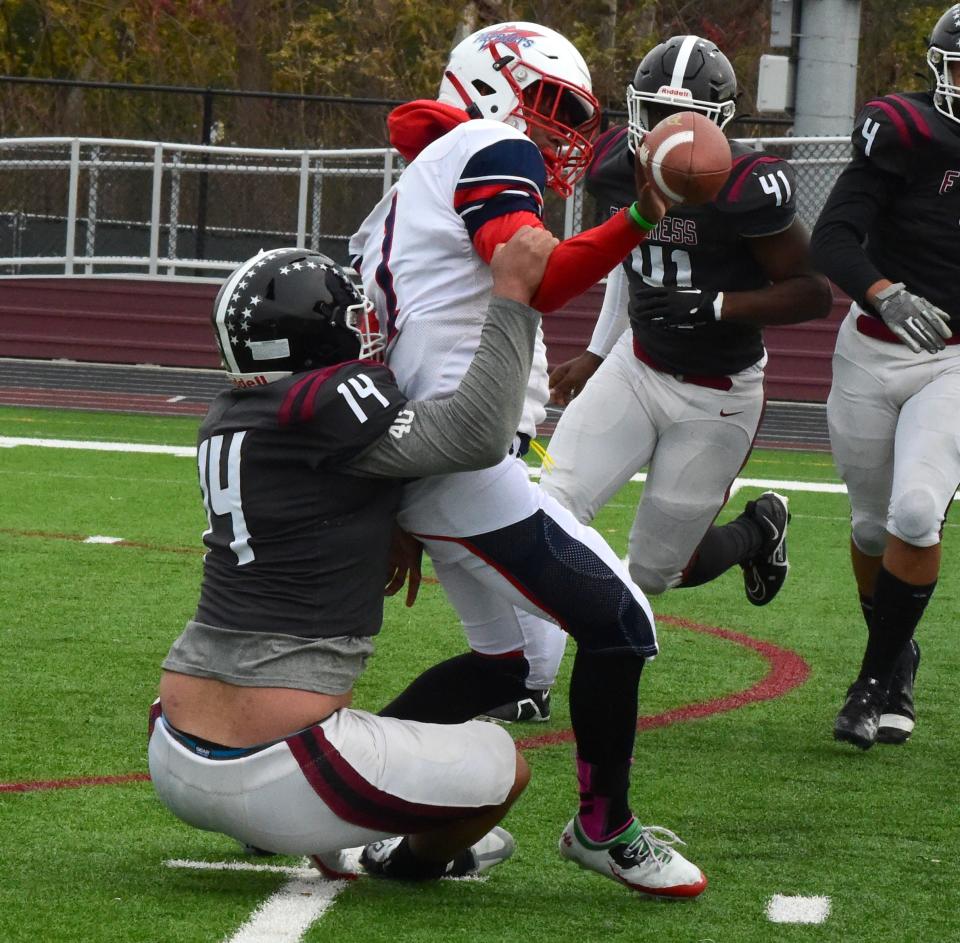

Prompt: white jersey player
xmin=350 ymin=22 xmax=708 ymax=899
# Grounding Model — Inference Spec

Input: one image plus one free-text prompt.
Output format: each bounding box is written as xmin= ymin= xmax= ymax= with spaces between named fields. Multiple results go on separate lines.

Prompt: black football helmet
xmin=212 ymin=248 xmax=384 ymax=387
xmin=928 ymin=5 xmax=960 ymax=124
xmin=626 ymin=35 xmax=737 ymax=152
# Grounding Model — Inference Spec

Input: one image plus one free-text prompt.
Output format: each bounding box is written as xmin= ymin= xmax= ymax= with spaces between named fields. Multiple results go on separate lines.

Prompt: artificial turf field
xmin=1 ymin=404 xmax=957 ymax=943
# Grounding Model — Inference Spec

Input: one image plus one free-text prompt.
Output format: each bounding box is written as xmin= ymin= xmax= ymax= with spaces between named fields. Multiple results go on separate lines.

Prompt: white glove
xmin=873 ymin=282 xmax=952 ymax=354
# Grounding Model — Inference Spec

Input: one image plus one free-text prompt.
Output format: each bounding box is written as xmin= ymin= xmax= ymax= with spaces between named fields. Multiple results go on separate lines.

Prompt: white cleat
xmin=309 ymin=847 xmax=362 ymax=881
xmin=559 ymin=816 xmax=707 ymax=899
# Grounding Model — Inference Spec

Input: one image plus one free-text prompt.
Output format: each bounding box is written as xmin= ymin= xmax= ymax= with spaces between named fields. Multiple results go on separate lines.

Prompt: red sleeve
xmin=473 ymin=208 xmax=650 ymax=314
xmin=472 ymin=211 xmax=545 ymax=263
xmin=531 ymin=209 xmax=649 ymax=312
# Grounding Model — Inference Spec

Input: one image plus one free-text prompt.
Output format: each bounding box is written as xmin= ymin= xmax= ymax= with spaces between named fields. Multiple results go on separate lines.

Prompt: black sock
xmin=569 ymin=650 xmax=642 ymax=834
xmin=379 ymin=651 xmax=529 ymax=723
xmin=681 ymin=514 xmax=765 ymax=588
xmin=859 ymin=566 xmax=935 ymax=688
xmin=375 ymin=837 xmax=462 ymax=880
xmin=570 ymin=650 xmax=642 ymax=762
xmin=858 ymin=591 xmax=874 ymax=631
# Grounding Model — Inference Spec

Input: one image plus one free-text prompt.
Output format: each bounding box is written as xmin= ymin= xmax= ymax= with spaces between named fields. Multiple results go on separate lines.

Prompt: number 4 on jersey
xmin=198 ymin=432 xmax=253 ymax=565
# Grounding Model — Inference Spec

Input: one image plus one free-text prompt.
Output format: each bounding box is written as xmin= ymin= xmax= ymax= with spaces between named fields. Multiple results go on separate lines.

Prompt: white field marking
xmin=164 ymin=852 xmax=483 ymax=942
xmin=166 ymin=395 xmax=187 ymax=403
xmin=7 ymin=436 xmax=960 ymax=501
xmin=0 ymin=436 xmax=194 ymax=457
xmin=766 ymin=894 xmax=832 ymax=924
xmin=227 ymin=876 xmax=346 ymax=943
xmin=531 ymin=466 xmax=850 ymax=494
xmin=165 ymin=859 xmax=349 ymax=943
xmin=83 ymin=535 xmax=124 ymax=544
xmin=164 ymin=859 xmax=316 ymax=877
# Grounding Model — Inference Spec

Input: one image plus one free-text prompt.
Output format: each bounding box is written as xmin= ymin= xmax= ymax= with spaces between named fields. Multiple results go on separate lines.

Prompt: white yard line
xmin=0 ymin=436 xmax=847 ymax=492
xmin=165 ymin=859 xmax=349 ymax=943
xmin=0 ymin=436 xmax=195 ymax=457
xmin=226 ymin=876 xmax=345 ymax=943
xmin=532 ymin=465 xmax=849 ymax=494
xmin=165 ymin=859 xmax=316 ymax=877
xmin=766 ymin=894 xmax=832 ymax=924
xmin=5 ymin=436 xmax=958 ymax=502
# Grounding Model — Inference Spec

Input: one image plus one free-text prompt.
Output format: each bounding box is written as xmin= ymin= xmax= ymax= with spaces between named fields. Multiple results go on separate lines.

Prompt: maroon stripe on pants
xmin=148 ymin=701 xmax=162 ymax=742
xmin=287 ymin=722 xmax=494 ymax=834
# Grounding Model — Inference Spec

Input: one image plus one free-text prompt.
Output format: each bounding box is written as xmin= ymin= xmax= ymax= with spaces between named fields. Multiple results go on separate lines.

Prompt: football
xmin=637 ymin=111 xmax=733 ymax=204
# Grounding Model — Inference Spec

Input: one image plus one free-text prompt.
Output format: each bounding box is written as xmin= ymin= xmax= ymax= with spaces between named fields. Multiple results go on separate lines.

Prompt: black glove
xmin=631 ymin=285 xmax=723 ymax=330
xmin=872 ymin=282 xmax=952 ymax=354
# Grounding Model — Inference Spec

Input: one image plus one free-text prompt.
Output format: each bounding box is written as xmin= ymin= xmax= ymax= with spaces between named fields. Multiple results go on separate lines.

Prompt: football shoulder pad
xmin=715 ymin=143 xmax=797 ymax=236
xmin=455 ymin=125 xmax=546 ymax=238
xmin=275 ymin=361 xmax=406 ymax=459
xmin=852 ymin=92 xmax=941 ymax=175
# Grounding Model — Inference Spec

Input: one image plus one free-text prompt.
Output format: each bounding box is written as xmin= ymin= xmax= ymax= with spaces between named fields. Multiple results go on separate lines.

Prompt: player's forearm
xmin=587 ymin=264 xmax=631 ymax=356
xmin=531 ymin=209 xmax=650 ymax=313
xmin=346 ymin=297 xmax=538 ymax=478
xmin=809 ymin=160 xmax=892 ymax=307
xmin=718 ymin=272 xmax=834 ymax=326
xmin=810 ymin=220 xmax=884 ymax=309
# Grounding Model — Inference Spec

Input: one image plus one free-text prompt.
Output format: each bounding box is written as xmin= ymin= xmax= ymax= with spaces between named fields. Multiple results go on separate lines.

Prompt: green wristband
xmin=628 ymin=202 xmax=656 ymax=231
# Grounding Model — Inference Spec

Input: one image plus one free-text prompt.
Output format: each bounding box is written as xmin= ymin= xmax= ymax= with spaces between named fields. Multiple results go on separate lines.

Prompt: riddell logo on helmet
xmin=230 ymin=375 xmax=269 ymax=388
xmin=657 ymin=86 xmax=693 ymax=99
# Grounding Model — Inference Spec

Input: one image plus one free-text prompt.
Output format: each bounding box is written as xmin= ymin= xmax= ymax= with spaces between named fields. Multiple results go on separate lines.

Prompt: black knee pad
xmin=465 ymin=511 xmax=656 ymax=658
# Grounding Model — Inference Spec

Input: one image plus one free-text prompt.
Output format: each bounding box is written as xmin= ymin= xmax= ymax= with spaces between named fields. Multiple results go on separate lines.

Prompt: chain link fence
xmin=0 ymin=134 xmax=852 ymax=278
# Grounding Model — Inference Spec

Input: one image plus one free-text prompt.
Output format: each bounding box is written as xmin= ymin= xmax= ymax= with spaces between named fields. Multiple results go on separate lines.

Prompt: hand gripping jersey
xmin=194 ymin=361 xmax=407 ymax=640
xmin=587 ymin=126 xmax=797 ymax=376
xmin=812 ymin=91 xmax=960 ymax=322
xmin=349 ymin=119 xmax=550 ymax=435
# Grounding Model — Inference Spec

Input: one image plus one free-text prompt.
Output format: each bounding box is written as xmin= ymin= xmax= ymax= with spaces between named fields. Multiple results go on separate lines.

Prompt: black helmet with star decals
xmin=211 ymin=248 xmax=384 ymax=387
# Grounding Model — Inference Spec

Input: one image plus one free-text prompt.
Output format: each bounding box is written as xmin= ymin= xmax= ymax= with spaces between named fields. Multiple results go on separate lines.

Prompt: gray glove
xmin=873 ymin=282 xmax=952 ymax=354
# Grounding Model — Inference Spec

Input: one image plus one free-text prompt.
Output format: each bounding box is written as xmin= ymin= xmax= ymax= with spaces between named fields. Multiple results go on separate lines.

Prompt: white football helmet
xmin=928 ymin=4 xmax=960 ymax=124
xmin=438 ymin=22 xmax=600 ymax=196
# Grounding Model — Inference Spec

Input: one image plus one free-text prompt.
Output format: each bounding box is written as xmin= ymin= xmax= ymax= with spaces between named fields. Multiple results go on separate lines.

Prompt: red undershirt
xmin=473 ymin=209 xmax=651 ymax=313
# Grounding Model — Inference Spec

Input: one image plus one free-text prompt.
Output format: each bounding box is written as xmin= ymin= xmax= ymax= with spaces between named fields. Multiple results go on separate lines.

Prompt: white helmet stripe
xmin=670 ymin=35 xmax=699 ymax=89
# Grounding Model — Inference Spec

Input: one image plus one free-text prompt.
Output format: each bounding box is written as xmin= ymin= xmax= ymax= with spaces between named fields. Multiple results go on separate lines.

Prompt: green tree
xmin=0 ymin=0 xmax=953 ymax=144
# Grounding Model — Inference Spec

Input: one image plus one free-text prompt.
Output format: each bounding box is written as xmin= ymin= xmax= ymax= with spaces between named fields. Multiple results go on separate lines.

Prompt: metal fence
xmin=0 ymin=134 xmax=852 ymax=278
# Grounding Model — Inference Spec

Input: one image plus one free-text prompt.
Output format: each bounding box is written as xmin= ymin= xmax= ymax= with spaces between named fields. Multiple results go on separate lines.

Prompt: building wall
xmin=0 ymin=277 xmax=848 ymax=401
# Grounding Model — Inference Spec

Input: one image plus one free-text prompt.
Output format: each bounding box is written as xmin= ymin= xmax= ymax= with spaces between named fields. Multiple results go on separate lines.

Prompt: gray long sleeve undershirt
xmin=345 ymin=296 xmax=538 ymax=479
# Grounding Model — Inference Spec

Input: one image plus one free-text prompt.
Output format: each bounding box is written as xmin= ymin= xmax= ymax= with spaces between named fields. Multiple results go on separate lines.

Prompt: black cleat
xmin=360 ymin=827 xmax=515 ymax=880
xmin=241 ymin=843 xmax=277 ymax=857
xmin=741 ymin=492 xmax=791 ymax=606
xmin=877 ymin=640 xmax=920 ymax=745
xmin=479 ymin=688 xmax=551 ymax=724
xmin=834 ymin=677 xmax=886 ymax=750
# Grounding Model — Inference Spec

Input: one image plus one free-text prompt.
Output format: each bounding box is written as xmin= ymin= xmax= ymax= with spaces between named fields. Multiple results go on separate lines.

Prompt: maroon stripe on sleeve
xmin=884 ymin=94 xmax=933 ymax=144
xmin=726 ymin=155 xmax=781 ymax=202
